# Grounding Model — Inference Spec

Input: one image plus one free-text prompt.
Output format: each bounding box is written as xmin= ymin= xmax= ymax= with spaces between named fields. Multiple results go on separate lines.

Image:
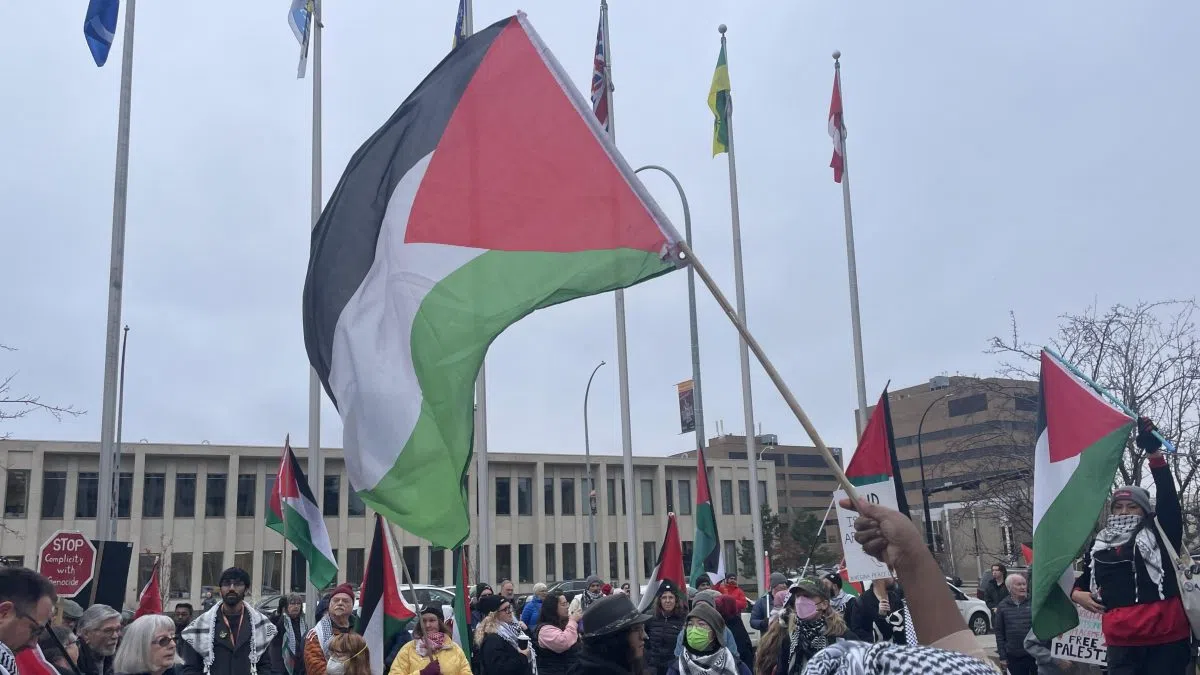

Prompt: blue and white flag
xmin=289 ymin=0 xmax=313 ymax=78
xmin=84 ymin=0 xmax=120 ymax=67
xmin=452 ymin=0 xmax=468 ymax=49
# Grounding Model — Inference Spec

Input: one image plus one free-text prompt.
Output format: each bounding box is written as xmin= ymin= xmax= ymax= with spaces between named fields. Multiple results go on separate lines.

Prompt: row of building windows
xmin=2 ymin=471 xmax=366 ymax=520
xmin=725 ymin=451 xmax=842 ymax=469
xmin=892 ymin=419 xmax=1037 ymax=449
xmin=491 ymin=477 xmax=767 ymax=517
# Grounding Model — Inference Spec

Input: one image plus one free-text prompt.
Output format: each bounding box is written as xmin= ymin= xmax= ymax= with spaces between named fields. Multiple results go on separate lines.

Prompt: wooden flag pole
xmin=677 ymin=241 xmax=861 ymax=504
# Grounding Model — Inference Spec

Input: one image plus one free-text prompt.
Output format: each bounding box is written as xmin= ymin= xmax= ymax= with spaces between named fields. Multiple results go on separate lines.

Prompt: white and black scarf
xmin=788 ymin=616 xmax=828 ymax=674
xmin=1091 ymin=513 xmax=1164 ymax=602
xmin=281 ymin=615 xmax=308 ymax=675
xmin=496 ymin=621 xmax=538 ymax=675
xmin=677 ymin=645 xmax=740 ymax=675
xmin=308 ymin=615 xmax=353 ymax=659
xmin=0 ymin=642 xmax=15 ymax=675
xmin=828 ymin=591 xmax=852 ymax=614
xmin=580 ymin=590 xmax=603 ymax=610
xmin=181 ymin=604 xmax=277 ymax=675
xmin=801 ymin=641 xmax=996 ymax=675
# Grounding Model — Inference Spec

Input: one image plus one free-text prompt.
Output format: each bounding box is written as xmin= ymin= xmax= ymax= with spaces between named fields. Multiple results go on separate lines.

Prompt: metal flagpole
xmin=717 ymin=25 xmax=765 ymax=589
xmin=832 ymin=52 xmax=869 ymax=437
xmin=798 ymin=497 xmax=836 ymax=578
xmin=112 ymin=326 xmax=130 ymax=526
xmin=461 ymin=0 xmax=491 ymax=586
xmin=306 ymin=0 xmax=323 ymax=624
xmin=602 ymin=0 xmax=641 ymax=606
xmin=96 ymin=0 xmax=138 ymax=544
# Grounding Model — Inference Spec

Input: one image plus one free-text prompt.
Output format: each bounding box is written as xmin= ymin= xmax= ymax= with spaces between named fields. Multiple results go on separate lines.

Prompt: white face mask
xmin=326 ymin=659 xmax=346 ymax=675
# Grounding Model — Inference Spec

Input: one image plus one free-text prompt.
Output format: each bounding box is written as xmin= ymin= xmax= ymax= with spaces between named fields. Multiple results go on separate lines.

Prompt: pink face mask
xmin=793 ymin=596 xmax=818 ymax=620
xmin=773 ymin=590 xmax=790 ymax=608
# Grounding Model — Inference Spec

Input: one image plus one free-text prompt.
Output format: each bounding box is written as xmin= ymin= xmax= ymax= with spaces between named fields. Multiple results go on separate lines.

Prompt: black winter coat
xmin=644 ymin=613 xmax=685 ymax=674
xmin=993 ymin=596 xmax=1033 ymax=659
xmin=475 ymin=633 xmax=533 ymax=675
xmin=532 ymin=623 xmax=579 ymax=675
xmin=77 ymin=645 xmax=113 ymax=675
xmin=725 ymin=618 xmax=755 ymax=673
xmin=851 ymin=589 xmax=904 ymax=645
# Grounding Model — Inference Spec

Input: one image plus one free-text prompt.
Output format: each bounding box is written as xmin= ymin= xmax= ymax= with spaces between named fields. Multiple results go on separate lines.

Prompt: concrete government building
xmin=0 ymin=439 xmax=776 ymax=610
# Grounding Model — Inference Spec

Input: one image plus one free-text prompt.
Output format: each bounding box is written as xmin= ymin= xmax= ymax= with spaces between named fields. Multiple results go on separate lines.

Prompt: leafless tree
xmin=1 ymin=344 xmax=83 ymax=440
xmin=987 ymin=300 xmax=1200 ymax=545
xmin=142 ymin=535 xmax=173 ymax=607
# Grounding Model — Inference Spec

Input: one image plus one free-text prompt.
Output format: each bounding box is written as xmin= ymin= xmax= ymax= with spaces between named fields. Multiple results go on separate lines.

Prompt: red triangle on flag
xmin=845 ymin=391 xmax=893 ymax=485
xmin=1041 ymin=352 xmax=1133 ymax=463
xmin=406 ymin=18 xmax=669 ymax=255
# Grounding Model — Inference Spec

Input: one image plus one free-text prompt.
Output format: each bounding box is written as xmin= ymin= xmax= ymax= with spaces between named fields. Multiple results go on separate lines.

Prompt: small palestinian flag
xmin=303 ymin=12 xmax=683 ymax=549
xmin=360 ymin=515 xmax=417 ymax=675
xmin=267 ymin=436 xmax=338 ymax=589
xmin=844 ymin=388 xmax=910 ymax=517
xmin=836 ymin=561 xmax=862 ymax=597
xmin=640 ymin=513 xmax=686 ymax=612
xmin=689 ymin=448 xmax=724 ymax=588
xmin=1031 ymin=350 xmax=1133 ymax=639
xmin=133 ymin=557 xmax=161 ymax=619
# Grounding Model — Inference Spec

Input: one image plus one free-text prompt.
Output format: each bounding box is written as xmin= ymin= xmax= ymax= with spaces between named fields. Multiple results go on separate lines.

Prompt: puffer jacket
xmin=993 ymin=595 xmax=1033 ymax=659
xmin=644 ymin=612 xmax=685 ymax=675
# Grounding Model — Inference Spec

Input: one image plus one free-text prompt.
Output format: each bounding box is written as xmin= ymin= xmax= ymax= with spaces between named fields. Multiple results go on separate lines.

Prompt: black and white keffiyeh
xmin=788 ymin=616 xmax=828 ymax=674
xmin=829 ymin=592 xmax=852 ymax=614
xmin=281 ymin=615 xmax=308 ymax=675
xmin=496 ymin=620 xmax=538 ymax=675
xmin=181 ymin=604 xmax=277 ymax=675
xmin=677 ymin=645 xmax=741 ymax=675
xmin=802 ymin=641 xmax=996 ymax=675
xmin=1091 ymin=513 xmax=1164 ymax=601
xmin=0 ymin=642 xmax=15 ymax=675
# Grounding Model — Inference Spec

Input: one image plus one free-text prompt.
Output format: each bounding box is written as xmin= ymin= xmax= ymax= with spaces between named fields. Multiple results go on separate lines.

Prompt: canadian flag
xmin=134 ymin=558 xmax=162 ymax=619
xmin=828 ymin=68 xmax=846 ymax=183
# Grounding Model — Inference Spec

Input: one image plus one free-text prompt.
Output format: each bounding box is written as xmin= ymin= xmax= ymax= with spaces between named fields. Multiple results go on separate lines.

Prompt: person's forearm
xmin=894 ymin=547 xmax=969 ymax=644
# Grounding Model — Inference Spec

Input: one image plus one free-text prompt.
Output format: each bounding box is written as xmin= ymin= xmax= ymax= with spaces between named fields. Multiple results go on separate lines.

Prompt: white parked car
xmin=949 ymin=583 xmax=991 ymax=635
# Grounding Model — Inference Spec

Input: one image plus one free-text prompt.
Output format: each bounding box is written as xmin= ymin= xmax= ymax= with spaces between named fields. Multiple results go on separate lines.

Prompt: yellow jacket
xmin=388 ymin=639 xmax=472 ymax=675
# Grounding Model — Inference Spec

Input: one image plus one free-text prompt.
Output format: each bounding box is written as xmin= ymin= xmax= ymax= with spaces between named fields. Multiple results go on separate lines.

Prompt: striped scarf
xmin=282 ymin=615 xmax=308 ymax=675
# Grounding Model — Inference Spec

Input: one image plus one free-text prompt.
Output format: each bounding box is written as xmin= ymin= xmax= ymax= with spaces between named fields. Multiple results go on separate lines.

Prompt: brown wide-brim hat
xmin=580 ymin=594 xmax=652 ymax=638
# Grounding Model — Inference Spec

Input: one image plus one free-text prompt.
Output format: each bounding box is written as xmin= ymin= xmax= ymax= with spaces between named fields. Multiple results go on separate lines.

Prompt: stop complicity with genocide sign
xmin=1051 ymin=609 xmax=1107 ymax=666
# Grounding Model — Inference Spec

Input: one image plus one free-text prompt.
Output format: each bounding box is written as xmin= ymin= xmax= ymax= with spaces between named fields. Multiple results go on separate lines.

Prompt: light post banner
xmin=1051 ymin=608 xmax=1106 ymax=665
xmin=834 ymin=479 xmax=900 ymax=582
xmin=677 ymin=380 xmax=696 ymax=433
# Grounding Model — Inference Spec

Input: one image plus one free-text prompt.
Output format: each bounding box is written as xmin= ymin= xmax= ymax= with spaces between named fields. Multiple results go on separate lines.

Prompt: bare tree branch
xmin=0 ymin=344 xmax=84 ymax=440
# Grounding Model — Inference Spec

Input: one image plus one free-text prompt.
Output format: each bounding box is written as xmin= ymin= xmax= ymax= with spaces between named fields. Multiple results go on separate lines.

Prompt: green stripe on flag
xmin=282 ymin=502 xmax=338 ymax=589
xmin=707 ymin=44 xmax=730 ymax=156
xmin=690 ymin=502 xmax=720 ymax=587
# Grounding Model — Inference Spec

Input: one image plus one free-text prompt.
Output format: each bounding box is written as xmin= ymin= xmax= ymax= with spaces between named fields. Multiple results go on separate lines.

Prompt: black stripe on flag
xmin=303 ymin=17 xmax=511 ymax=405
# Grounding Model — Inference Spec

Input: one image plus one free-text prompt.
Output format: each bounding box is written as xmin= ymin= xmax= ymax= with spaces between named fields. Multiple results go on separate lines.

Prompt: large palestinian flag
xmin=1031 ymin=350 xmax=1134 ymax=639
xmin=640 ymin=513 xmax=686 ymax=612
xmin=844 ymin=388 xmax=910 ymax=516
xmin=302 ymin=13 xmax=683 ymax=549
xmin=359 ymin=515 xmax=417 ymax=675
xmin=689 ymin=448 xmax=725 ymax=587
xmin=266 ymin=436 xmax=338 ymax=589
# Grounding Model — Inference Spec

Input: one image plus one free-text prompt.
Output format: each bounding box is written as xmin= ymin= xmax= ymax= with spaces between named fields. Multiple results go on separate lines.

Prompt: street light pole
xmin=916 ymin=393 xmax=950 ymax=551
xmin=583 ymin=360 xmax=606 ymax=576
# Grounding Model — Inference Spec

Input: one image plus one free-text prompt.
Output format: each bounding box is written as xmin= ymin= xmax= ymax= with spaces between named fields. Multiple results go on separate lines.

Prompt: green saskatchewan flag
xmin=708 ymin=42 xmax=730 ymax=156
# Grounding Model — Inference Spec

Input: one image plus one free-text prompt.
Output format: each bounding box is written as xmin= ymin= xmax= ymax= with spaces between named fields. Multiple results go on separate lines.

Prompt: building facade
xmin=0 ymin=440 xmax=775 ymax=609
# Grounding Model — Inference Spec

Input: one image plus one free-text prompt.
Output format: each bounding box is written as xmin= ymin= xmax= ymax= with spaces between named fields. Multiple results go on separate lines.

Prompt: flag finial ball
xmin=832 ymin=50 xmax=841 ymax=60
xmin=718 ymin=24 xmax=727 ymax=35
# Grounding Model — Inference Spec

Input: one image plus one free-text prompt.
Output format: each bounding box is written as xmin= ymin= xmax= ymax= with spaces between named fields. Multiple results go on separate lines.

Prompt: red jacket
xmin=716 ymin=581 xmax=748 ymax=612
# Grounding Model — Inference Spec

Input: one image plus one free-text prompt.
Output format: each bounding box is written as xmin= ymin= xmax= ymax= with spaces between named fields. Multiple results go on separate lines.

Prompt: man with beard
xmin=76 ymin=605 xmax=121 ymax=675
xmin=179 ymin=567 xmax=279 ymax=675
xmin=175 ymin=604 xmax=195 ymax=641
xmin=303 ymin=584 xmax=355 ymax=675
xmin=0 ymin=566 xmax=57 ymax=675
xmin=567 ymin=576 xmax=603 ymax=618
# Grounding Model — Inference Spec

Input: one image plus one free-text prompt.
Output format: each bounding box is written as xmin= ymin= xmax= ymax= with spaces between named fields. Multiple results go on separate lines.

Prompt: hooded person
xmin=178 ymin=567 xmax=278 ymax=675
xmin=571 ymin=594 xmax=653 ymax=675
xmin=1070 ymin=417 xmax=1189 ymax=675
xmin=672 ymin=591 xmax=738 ymax=661
xmin=665 ymin=601 xmax=750 ymax=675
xmin=750 ymin=573 xmax=789 ymax=632
xmin=303 ymin=584 xmax=356 ymax=675
xmin=567 ymin=576 xmax=604 ymax=618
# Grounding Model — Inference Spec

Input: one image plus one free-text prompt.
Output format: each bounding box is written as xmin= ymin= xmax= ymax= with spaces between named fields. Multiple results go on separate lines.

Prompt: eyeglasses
xmin=152 ymin=636 xmax=176 ymax=648
xmin=96 ymin=626 xmax=122 ymax=637
xmin=499 ymin=606 xmax=513 ymax=614
xmin=15 ymin=610 xmax=45 ymax=639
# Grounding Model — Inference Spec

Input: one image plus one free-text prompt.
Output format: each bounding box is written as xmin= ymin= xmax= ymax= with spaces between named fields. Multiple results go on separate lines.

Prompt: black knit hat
xmin=420 ymin=603 xmax=443 ymax=618
xmin=580 ymin=594 xmax=652 ymax=638
xmin=219 ymin=567 xmax=251 ymax=587
xmin=476 ymin=594 xmax=504 ymax=616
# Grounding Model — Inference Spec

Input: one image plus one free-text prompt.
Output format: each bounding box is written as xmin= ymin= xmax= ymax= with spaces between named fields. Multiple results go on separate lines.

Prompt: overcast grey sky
xmin=4 ymin=1 xmax=1198 ymax=463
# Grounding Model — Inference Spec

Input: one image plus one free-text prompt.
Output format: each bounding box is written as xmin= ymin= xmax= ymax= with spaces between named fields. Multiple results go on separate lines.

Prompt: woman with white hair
xmin=113 ymin=615 xmax=179 ymax=675
xmin=520 ymin=583 xmax=547 ymax=631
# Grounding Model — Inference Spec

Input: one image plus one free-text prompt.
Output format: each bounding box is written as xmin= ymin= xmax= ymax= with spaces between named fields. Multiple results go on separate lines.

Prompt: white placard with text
xmin=834 ymin=479 xmax=901 ymax=583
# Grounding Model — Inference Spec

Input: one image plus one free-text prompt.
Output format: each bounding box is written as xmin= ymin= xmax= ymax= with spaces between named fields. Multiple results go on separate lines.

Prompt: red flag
xmin=1021 ymin=543 xmax=1034 ymax=565
xmin=828 ymin=67 xmax=846 ymax=183
xmin=134 ymin=558 xmax=162 ymax=618
xmin=762 ymin=552 xmax=772 ymax=594
xmin=639 ymin=513 xmax=686 ymax=612
xmin=844 ymin=388 xmax=910 ymax=517
xmin=15 ymin=645 xmax=58 ymax=675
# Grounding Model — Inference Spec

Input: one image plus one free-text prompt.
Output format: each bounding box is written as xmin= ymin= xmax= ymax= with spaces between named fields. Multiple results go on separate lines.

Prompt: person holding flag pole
xmin=708 ymin=23 xmax=766 ymax=594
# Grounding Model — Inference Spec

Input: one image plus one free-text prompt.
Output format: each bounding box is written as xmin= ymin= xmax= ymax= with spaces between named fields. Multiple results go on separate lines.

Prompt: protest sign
xmin=1051 ymin=608 xmax=1106 ymax=666
xmin=834 ymin=478 xmax=900 ymax=583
